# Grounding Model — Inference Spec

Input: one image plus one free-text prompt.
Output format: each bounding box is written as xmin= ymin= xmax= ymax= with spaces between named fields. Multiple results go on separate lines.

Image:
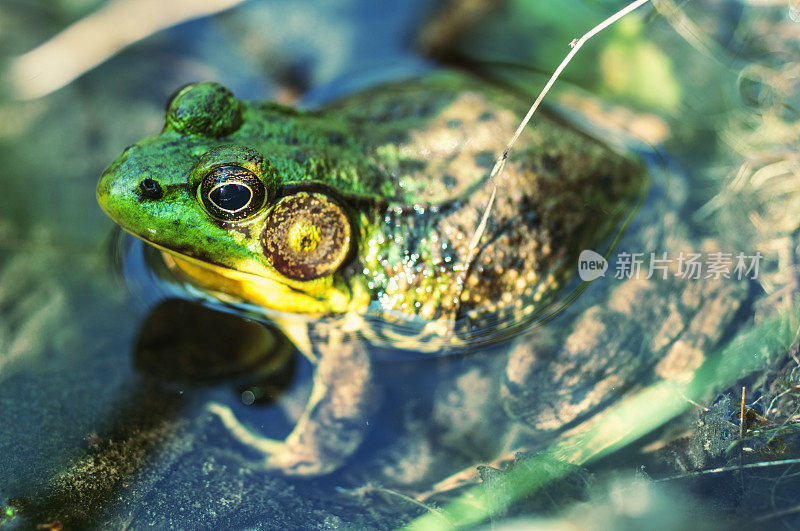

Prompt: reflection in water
xmin=134 ymin=299 xmax=297 ymax=405
xmin=9 ymin=301 xmax=310 ymax=528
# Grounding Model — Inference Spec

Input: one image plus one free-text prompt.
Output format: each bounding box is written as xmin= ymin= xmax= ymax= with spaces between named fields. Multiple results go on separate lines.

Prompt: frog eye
xmin=164 ymin=82 xmax=195 ymax=113
xmin=261 ymin=193 xmax=352 ymax=281
xmin=199 ymin=165 xmax=266 ymax=222
xmin=166 ymin=82 xmax=241 ymax=138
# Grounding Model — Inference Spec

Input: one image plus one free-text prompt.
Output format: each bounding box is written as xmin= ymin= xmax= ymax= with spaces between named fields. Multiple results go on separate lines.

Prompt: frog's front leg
xmin=209 ymin=329 xmax=377 ymax=476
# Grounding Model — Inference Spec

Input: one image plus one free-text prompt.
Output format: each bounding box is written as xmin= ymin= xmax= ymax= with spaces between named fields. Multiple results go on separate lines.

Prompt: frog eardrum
xmin=199 ymin=165 xmax=266 ymax=222
xmin=260 ymin=192 xmax=352 ymax=281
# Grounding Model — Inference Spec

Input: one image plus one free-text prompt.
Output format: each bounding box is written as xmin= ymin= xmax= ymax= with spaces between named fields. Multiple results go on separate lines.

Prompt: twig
xmin=654 ymin=457 xmax=800 ymax=482
xmin=740 ymin=386 xmax=746 ymax=439
xmin=344 ymin=484 xmax=454 ymax=529
xmin=10 ymin=0 xmax=247 ymax=100
xmin=769 ymin=461 xmax=798 ymax=518
xmin=754 ymin=502 xmax=800 ymax=523
xmin=650 ymin=0 xmax=720 ymax=60
xmin=453 ymin=0 xmax=653 ymax=312
xmin=676 ymin=390 xmax=710 ymax=412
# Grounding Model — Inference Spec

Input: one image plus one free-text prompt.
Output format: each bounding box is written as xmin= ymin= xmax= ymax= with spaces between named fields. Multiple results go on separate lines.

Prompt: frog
xmin=96 ymin=72 xmax=746 ymax=480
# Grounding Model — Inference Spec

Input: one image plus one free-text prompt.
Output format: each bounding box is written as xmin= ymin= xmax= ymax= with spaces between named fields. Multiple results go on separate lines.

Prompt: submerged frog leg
xmin=206 ymin=403 xmax=285 ymax=454
xmin=208 ymin=328 xmax=377 ymax=476
xmin=503 ymin=260 xmax=747 ymax=431
xmin=418 ymin=251 xmax=747 ymax=500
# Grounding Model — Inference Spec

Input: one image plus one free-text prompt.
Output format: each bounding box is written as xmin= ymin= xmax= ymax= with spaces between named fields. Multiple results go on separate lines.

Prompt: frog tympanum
xmin=97 ymin=74 xmax=743 ymax=477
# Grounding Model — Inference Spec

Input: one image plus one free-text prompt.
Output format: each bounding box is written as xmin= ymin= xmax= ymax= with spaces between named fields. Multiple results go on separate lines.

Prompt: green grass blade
xmin=402 ymin=307 xmax=799 ymax=530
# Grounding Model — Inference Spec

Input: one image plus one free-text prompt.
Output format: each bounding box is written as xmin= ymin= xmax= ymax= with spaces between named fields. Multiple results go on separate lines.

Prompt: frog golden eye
xmin=261 ymin=193 xmax=352 ymax=281
xmin=199 ymin=165 xmax=266 ymax=222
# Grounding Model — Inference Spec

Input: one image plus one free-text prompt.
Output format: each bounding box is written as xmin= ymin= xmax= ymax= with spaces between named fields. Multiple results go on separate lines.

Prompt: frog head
xmin=97 ymin=82 xmax=384 ymax=318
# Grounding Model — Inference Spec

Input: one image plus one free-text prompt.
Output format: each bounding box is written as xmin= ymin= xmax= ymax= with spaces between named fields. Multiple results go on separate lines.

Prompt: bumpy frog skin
xmin=98 ymin=74 xmax=639 ymax=331
xmin=97 ymin=73 xmax=689 ymax=476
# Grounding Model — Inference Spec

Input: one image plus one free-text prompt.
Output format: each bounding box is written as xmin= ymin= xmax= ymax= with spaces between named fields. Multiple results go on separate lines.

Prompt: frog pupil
xmin=198 ymin=164 xmax=265 ymax=222
xmin=209 ymin=183 xmax=252 ymax=212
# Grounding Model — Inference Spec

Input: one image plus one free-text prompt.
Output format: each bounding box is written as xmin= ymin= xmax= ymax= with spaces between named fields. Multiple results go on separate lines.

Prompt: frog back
xmin=336 ymin=74 xmax=647 ymax=351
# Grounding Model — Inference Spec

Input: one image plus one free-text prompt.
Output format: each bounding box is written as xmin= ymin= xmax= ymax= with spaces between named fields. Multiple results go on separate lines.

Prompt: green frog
xmin=97 ymin=73 xmax=744 ymax=478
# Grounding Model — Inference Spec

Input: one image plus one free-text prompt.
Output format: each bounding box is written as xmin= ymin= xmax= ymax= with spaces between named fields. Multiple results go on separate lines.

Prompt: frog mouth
xmin=112 ymin=225 xmax=357 ymax=317
xmin=159 ymin=247 xmax=348 ymax=317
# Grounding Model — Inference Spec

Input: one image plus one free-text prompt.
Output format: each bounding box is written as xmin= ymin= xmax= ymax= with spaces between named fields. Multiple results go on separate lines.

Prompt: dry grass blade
xmin=454 ymin=0 xmax=652 ymax=313
xmin=10 ymin=0 xmax=248 ymax=100
xmin=740 ymin=386 xmax=746 ymax=438
xmin=655 ymin=457 xmax=800 ymax=482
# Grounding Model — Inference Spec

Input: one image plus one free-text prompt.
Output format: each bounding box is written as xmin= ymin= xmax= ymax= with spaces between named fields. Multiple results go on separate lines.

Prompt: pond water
xmin=1 ymin=1 xmax=799 ymax=529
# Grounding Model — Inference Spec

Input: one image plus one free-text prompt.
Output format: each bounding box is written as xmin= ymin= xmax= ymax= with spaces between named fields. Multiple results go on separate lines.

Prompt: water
xmin=1 ymin=1 xmax=798 ymax=528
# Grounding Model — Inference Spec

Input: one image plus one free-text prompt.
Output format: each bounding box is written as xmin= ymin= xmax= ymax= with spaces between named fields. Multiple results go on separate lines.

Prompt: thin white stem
xmin=656 ymin=457 xmax=800 ymax=481
xmin=455 ymin=0 xmax=652 ymax=311
xmin=501 ymin=0 xmax=652 ymax=158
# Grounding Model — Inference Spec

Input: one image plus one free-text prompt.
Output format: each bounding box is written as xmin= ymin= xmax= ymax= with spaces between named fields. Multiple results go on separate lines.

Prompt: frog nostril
xmin=139 ymin=178 xmax=163 ymax=200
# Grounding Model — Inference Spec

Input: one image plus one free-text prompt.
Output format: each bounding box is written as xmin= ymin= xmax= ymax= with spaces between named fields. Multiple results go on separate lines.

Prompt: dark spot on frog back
xmin=414 ymin=100 xmax=435 ymax=118
xmin=474 ymin=151 xmax=495 ymax=170
xmin=386 ymin=132 xmax=406 ymax=145
xmin=327 ymin=132 xmax=345 ymax=145
xmin=398 ymin=158 xmax=427 ymax=173
xmin=364 ymin=94 xmax=445 ymax=124
xmin=541 ymin=153 xmax=562 ymax=172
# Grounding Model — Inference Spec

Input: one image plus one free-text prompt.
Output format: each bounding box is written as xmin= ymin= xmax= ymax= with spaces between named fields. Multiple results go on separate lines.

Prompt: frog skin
xmin=98 ymin=73 xmax=741 ymax=477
